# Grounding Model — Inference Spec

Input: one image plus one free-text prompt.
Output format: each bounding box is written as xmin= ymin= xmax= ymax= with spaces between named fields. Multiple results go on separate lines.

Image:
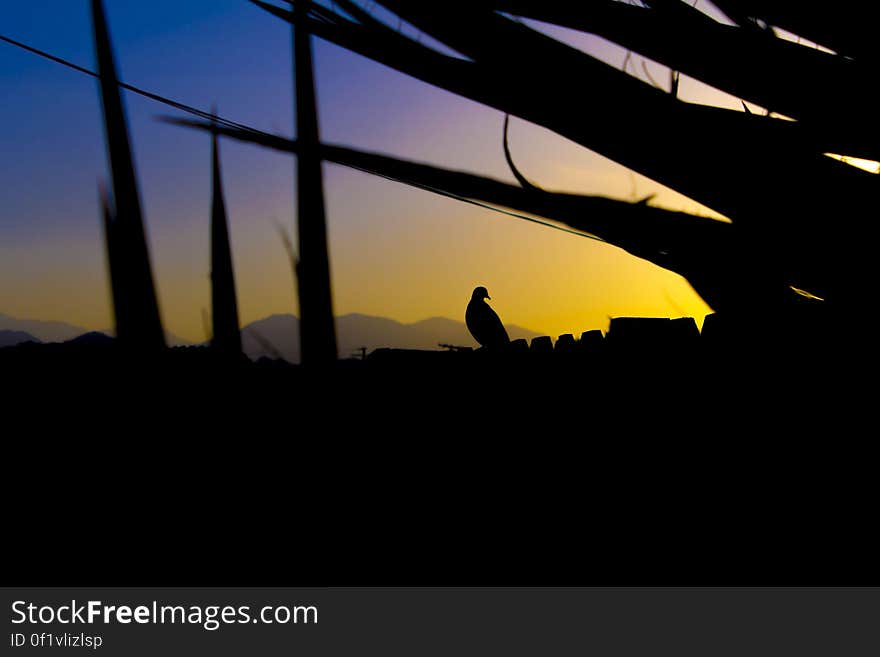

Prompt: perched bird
xmin=466 ymin=286 xmax=510 ymax=349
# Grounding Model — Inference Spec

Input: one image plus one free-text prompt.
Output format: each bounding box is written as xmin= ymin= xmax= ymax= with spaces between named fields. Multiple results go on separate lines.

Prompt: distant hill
xmin=0 ymin=312 xmax=189 ymax=345
xmin=0 ymin=313 xmax=87 ymax=343
xmin=1 ymin=311 xmax=540 ymax=360
xmin=242 ymin=313 xmax=541 ymax=363
xmin=0 ymin=330 xmax=41 ymax=348
xmin=100 ymin=327 xmax=190 ymax=347
xmin=67 ymin=331 xmax=116 ymax=346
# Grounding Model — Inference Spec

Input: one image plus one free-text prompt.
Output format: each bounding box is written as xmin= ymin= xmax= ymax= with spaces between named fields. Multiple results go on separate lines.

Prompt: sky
xmin=0 ymin=0 xmax=743 ymax=343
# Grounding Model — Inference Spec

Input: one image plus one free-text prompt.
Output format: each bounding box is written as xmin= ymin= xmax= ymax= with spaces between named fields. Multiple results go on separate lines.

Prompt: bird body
xmin=466 ymin=286 xmax=510 ymax=349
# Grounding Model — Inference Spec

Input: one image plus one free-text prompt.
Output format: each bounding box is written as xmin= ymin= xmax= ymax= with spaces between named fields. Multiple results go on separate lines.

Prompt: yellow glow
xmin=790 ymin=286 xmax=824 ymax=301
xmin=774 ymin=28 xmax=837 ymax=55
xmin=2 ymin=139 xmax=718 ymax=344
xmin=823 ymin=153 xmax=880 ymax=174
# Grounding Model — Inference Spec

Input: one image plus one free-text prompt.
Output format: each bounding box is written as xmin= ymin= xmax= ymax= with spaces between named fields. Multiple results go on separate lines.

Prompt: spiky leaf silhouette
xmin=167 ymin=117 xmax=801 ymax=312
xmin=249 ymin=0 xmax=876 ymax=309
xmin=209 ymin=124 xmax=242 ymax=355
xmin=291 ymin=0 xmax=337 ymax=366
xmin=92 ymin=0 xmax=164 ymax=349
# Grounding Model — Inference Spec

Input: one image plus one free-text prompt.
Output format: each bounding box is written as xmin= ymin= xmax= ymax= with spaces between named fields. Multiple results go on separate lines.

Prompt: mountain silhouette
xmin=242 ymin=313 xmax=541 ymax=363
xmin=100 ymin=327 xmax=190 ymax=347
xmin=2 ymin=311 xmax=540 ymax=361
xmin=0 ymin=313 xmax=88 ymax=343
xmin=0 ymin=312 xmax=189 ymax=346
xmin=67 ymin=331 xmax=116 ymax=346
xmin=0 ymin=329 xmax=41 ymax=348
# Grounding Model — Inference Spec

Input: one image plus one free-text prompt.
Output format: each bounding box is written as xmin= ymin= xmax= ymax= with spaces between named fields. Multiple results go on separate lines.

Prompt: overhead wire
xmin=1 ymin=32 xmax=604 ymax=241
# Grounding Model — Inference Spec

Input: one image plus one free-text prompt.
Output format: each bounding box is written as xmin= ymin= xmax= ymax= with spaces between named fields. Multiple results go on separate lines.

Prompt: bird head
xmin=472 ymin=286 xmax=491 ymax=301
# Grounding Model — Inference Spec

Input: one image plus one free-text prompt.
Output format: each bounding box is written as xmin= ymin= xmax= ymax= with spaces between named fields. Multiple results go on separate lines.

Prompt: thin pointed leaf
xmin=92 ymin=0 xmax=165 ymax=349
xmin=292 ymin=0 xmax=338 ymax=365
xmin=99 ymin=183 xmax=126 ymax=339
xmin=209 ymin=129 xmax=242 ymax=355
xmin=167 ymin=118 xmax=798 ymax=312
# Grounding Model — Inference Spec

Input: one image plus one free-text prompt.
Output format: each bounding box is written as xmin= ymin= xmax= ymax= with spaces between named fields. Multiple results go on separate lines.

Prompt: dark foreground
xmin=2 ymin=319 xmax=874 ymax=585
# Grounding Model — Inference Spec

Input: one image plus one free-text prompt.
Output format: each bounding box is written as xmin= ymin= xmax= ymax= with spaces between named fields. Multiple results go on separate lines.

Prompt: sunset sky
xmin=0 ymin=0 xmax=754 ymax=343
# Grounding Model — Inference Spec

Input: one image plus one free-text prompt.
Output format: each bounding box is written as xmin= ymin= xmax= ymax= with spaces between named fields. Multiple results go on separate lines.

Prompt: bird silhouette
xmin=466 ymin=286 xmax=510 ymax=349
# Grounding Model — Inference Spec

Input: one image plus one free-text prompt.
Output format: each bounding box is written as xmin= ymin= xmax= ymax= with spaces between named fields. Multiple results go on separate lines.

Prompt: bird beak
xmin=486 ymin=295 xmax=491 ymax=300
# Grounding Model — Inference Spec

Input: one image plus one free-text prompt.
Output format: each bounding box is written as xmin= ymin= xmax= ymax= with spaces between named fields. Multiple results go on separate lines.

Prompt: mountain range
xmin=0 ymin=312 xmax=190 ymax=347
xmin=0 ymin=312 xmax=541 ymax=362
xmin=0 ymin=329 xmax=40 ymax=348
xmin=241 ymin=313 xmax=541 ymax=362
xmin=0 ymin=313 xmax=87 ymax=343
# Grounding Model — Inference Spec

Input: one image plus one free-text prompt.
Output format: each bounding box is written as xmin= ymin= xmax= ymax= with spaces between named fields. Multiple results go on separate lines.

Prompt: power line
xmin=0 ymin=34 xmax=262 ymax=134
xmin=344 ymin=162 xmax=604 ymax=241
xmin=0 ymin=32 xmax=603 ymax=241
xmin=1 ymin=33 xmax=94 ymax=76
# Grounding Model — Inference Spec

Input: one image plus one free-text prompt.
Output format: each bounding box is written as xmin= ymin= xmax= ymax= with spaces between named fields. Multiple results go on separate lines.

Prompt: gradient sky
xmin=0 ymin=0 xmax=743 ymax=344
